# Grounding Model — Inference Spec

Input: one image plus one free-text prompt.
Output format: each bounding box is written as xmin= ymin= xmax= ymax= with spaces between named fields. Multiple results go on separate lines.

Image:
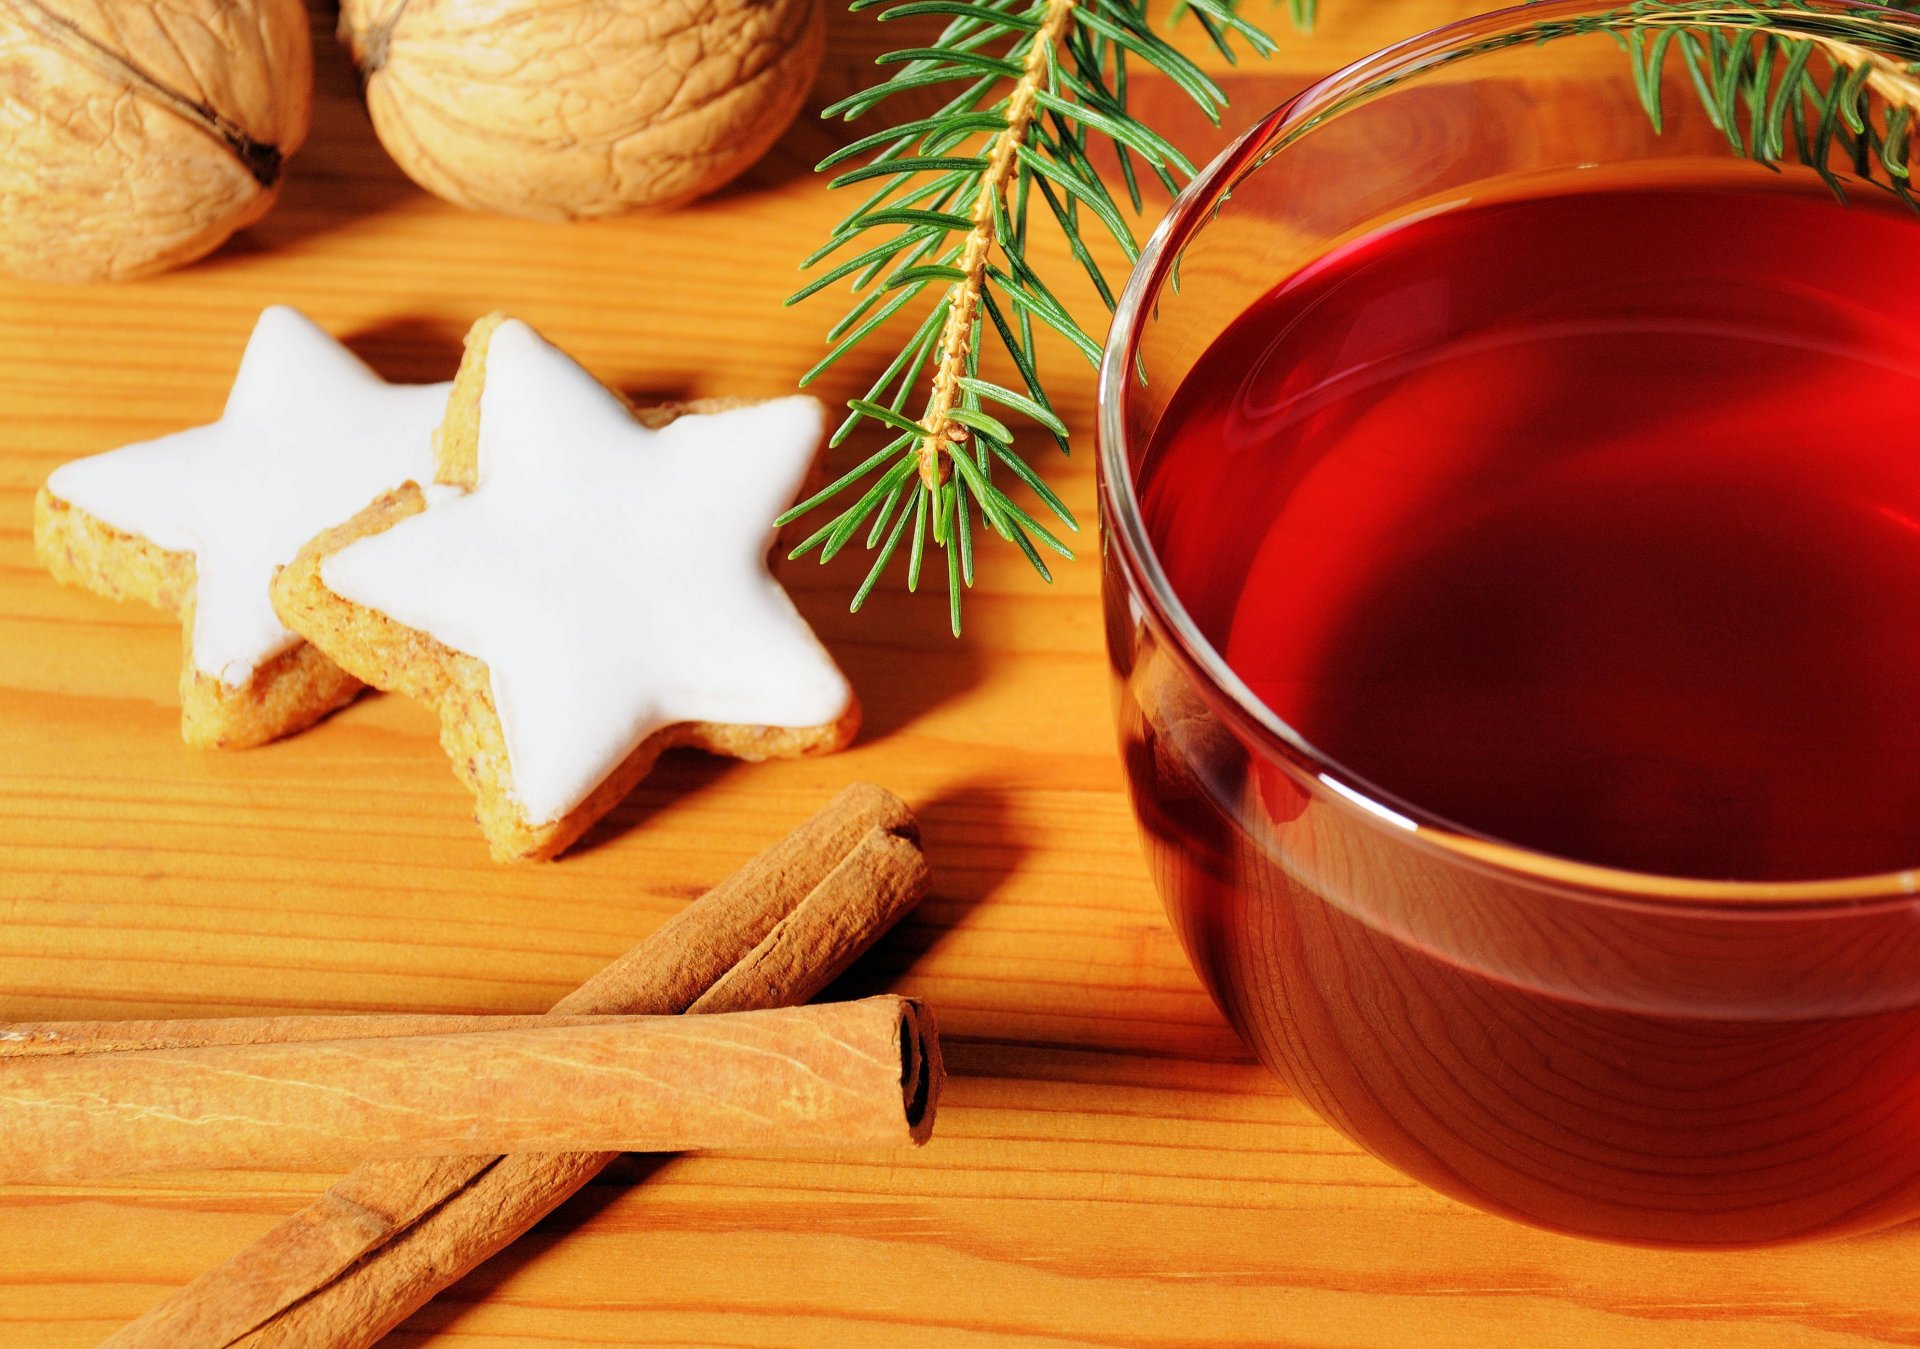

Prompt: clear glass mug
xmin=1098 ymin=0 xmax=1920 ymax=1247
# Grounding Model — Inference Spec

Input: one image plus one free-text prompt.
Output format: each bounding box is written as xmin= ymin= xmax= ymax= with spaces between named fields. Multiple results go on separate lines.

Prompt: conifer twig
xmin=787 ymin=0 xmax=1276 ymax=634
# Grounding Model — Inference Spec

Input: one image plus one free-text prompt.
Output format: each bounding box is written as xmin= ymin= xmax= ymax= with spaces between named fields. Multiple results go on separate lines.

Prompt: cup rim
xmin=1095 ymin=0 xmax=1920 ymax=910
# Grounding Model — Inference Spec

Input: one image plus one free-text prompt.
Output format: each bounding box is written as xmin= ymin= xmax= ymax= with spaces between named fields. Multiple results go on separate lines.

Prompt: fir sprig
xmin=1610 ymin=1 xmax=1919 ymax=195
xmin=785 ymin=0 xmax=1278 ymax=634
xmin=1370 ymin=1 xmax=1919 ymax=195
xmin=791 ymin=0 xmax=1918 ymax=634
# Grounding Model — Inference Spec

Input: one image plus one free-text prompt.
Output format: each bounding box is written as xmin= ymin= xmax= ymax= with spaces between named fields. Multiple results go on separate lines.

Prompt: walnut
xmin=337 ymin=0 xmax=826 ymax=220
xmin=0 ymin=0 xmax=313 ymax=283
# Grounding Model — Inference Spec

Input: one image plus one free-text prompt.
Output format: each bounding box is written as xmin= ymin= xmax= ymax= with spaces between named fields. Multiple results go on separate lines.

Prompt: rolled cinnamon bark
xmin=108 ymin=782 xmax=931 ymax=1349
xmin=0 ymin=998 xmax=939 ymax=1184
xmin=0 ymin=1013 xmax=613 ymax=1059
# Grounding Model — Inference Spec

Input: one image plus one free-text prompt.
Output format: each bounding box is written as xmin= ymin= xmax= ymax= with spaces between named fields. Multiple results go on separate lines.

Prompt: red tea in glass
xmin=1099 ymin=0 xmax=1920 ymax=1247
xmin=1144 ymin=181 xmax=1920 ymax=884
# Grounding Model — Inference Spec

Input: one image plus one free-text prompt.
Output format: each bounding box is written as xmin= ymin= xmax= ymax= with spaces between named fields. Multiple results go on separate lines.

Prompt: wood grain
xmin=2 ymin=2 xmax=1917 ymax=1346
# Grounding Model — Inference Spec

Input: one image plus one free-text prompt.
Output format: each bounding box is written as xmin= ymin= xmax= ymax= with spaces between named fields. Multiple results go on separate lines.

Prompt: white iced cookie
xmin=33 ymin=306 xmax=452 ymax=748
xmin=271 ymin=313 xmax=859 ymax=862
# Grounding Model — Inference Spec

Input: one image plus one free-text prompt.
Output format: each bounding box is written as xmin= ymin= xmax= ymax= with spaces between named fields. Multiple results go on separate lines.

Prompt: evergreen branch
xmin=791 ymin=0 xmax=1276 ymax=634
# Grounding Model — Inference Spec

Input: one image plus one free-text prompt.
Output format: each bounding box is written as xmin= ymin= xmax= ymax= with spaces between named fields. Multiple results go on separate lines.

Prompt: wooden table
xmin=3 ymin=4 xmax=1916 ymax=1345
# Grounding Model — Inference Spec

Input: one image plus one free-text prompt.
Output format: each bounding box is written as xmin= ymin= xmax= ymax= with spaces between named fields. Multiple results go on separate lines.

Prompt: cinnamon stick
xmin=107 ymin=782 xmax=929 ymax=1349
xmin=0 ymin=1013 xmax=614 ymax=1058
xmin=0 ymin=999 xmax=939 ymax=1184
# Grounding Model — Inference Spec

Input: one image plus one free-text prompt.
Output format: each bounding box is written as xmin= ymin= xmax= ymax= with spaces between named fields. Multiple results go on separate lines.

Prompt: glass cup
xmin=1098 ymin=0 xmax=1920 ymax=1247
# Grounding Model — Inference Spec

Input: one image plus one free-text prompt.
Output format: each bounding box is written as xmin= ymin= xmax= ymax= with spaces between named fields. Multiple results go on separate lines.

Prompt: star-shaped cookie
xmin=34 ymin=306 xmax=452 ymax=748
xmin=271 ymin=314 xmax=859 ymax=861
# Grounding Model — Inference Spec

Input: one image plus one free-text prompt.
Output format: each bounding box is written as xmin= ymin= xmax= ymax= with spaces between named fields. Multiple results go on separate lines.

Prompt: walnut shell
xmin=338 ymin=0 xmax=825 ymax=220
xmin=0 ymin=0 xmax=313 ymax=283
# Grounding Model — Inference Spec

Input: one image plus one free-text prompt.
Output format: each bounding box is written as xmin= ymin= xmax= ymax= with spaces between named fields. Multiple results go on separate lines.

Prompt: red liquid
xmin=1142 ymin=182 xmax=1920 ymax=880
xmin=1117 ymin=179 xmax=1920 ymax=1244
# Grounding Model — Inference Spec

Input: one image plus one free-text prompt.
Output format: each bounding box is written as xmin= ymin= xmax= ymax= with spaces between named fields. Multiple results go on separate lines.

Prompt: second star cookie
xmin=272 ymin=314 xmax=859 ymax=861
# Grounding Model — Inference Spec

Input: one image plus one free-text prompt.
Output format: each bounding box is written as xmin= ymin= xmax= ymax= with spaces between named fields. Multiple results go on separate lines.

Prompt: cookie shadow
xmin=337 ymin=317 xmax=700 ymax=410
xmin=779 ymin=522 xmax=992 ymax=745
xmin=567 ymin=755 xmax=739 ymax=860
xmin=761 ymin=257 xmax=994 ymax=743
xmin=613 ymin=380 xmax=705 ymax=410
xmin=337 ymin=316 xmax=471 ymax=386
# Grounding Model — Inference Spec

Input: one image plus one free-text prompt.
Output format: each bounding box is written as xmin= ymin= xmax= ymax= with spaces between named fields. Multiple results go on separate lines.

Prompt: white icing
xmin=45 ymin=307 xmax=451 ymax=686
xmin=318 ymin=320 xmax=852 ymax=826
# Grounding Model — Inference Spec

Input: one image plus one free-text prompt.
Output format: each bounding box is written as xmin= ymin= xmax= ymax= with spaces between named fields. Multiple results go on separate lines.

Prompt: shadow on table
xmin=824 ymin=779 xmax=1024 ymax=998
xmin=339 ymin=315 xmax=470 ymax=387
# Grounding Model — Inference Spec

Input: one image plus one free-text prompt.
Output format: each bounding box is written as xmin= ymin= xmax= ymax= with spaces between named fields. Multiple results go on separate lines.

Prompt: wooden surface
xmin=2 ymin=4 xmax=1918 ymax=1346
